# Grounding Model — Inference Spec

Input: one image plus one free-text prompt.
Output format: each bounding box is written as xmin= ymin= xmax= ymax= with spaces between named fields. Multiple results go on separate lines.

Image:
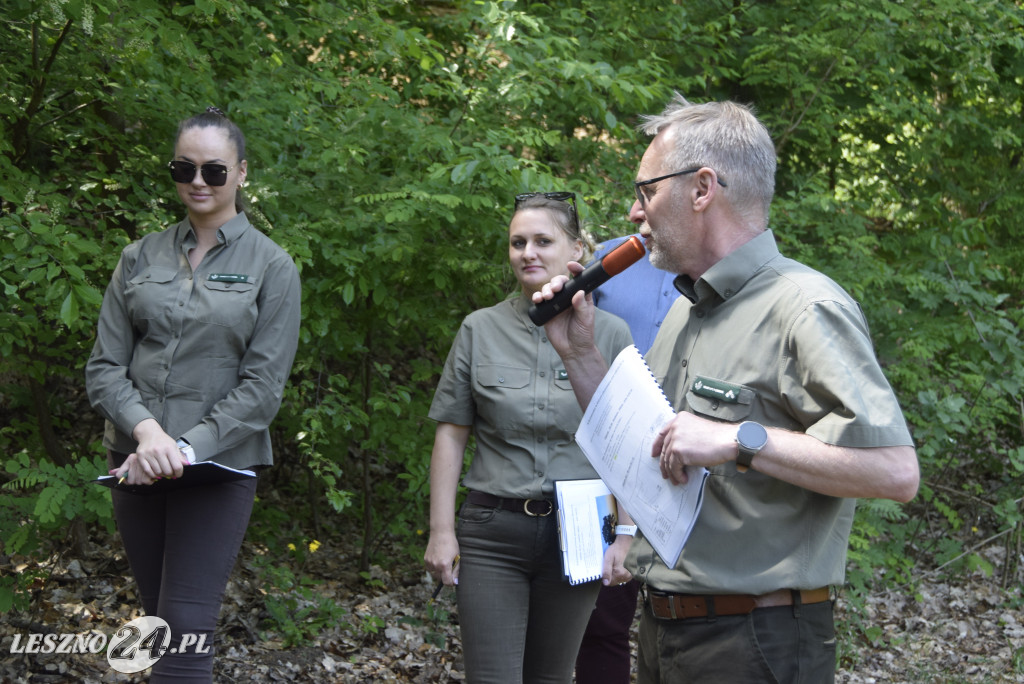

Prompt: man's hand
xmin=531 ymin=262 xmax=597 ymax=360
xmin=653 ymin=412 xmax=736 ymax=485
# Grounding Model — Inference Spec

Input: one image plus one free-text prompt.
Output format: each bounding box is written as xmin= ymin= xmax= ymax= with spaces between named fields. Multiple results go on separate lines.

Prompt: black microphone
xmin=528 ymin=235 xmax=646 ymax=326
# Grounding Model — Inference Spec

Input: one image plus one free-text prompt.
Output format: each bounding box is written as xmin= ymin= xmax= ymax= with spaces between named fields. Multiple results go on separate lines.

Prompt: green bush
xmin=1 ymin=5 xmax=1021 ymax=663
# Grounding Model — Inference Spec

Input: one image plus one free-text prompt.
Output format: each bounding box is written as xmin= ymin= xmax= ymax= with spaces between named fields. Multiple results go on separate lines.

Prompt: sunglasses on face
xmin=167 ymin=160 xmax=237 ymax=186
xmin=633 ymin=167 xmax=728 ymax=207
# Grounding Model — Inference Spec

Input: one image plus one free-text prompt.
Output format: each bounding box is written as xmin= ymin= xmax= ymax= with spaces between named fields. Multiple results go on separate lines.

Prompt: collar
xmin=673 ymin=230 xmax=779 ymax=304
xmin=513 ymin=291 xmax=534 ymax=317
xmin=176 ymin=212 xmax=250 ymax=249
xmin=511 ymin=292 xmax=543 ymax=332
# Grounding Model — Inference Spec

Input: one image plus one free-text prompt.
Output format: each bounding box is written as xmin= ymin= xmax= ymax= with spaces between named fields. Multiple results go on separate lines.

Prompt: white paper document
xmin=554 ymin=479 xmax=617 ymax=585
xmin=575 ymin=345 xmax=709 ymax=566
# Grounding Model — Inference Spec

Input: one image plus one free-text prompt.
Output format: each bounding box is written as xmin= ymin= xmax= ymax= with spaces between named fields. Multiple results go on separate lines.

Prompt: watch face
xmin=738 ymin=421 xmax=768 ymax=450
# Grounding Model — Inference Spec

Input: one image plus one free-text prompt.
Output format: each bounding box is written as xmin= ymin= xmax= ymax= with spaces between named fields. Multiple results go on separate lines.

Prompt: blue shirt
xmin=591 ymin=235 xmax=679 ymax=354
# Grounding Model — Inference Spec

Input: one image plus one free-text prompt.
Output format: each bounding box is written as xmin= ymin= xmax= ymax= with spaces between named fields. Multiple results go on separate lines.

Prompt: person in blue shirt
xmin=575 ymin=233 xmax=679 ymax=684
xmin=591 ymin=234 xmax=678 ymax=354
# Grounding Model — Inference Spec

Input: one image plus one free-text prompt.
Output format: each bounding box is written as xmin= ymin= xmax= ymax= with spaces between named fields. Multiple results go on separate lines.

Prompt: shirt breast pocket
xmin=196 ymin=279 xmax=257 ymax=327
xmin=687 ymin=379 xmax=757 ymax=478
xmin=126 ymin=267 xmax=178 ymax=321
xmin=685 ymin=376 xmax=757 ymax=424
xmin=551 ymin=375 xmax=581 ymax=438
xmin=474 ymin=364 xmax=531 ymax=430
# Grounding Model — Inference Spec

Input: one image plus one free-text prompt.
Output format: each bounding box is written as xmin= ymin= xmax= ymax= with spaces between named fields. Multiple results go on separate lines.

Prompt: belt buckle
xmin=523 ymin=499 xmax=553 ymax=517
xmin=642 ymin=587 xmax=674 ymax=620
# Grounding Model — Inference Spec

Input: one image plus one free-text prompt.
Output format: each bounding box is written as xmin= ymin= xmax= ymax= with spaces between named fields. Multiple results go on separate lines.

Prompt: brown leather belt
xmin=466 ymin=491 xmax=554 ymax=517
xmin=645 ymin=586 xmax=831 ymax=620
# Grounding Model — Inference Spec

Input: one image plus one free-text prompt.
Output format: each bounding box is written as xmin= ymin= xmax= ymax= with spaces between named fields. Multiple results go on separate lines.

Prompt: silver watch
xmin=176 ymin=439 xmax=196 ymax=464
xmin=735 ymin=421 xmax=768 ymax=473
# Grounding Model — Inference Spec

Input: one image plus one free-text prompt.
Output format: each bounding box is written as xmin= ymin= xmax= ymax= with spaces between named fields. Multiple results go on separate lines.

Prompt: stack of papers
xmin=575 ymin=345 xmax=708 ymax=566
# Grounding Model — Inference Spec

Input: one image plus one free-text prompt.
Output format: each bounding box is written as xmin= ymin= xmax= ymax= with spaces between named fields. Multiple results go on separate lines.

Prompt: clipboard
xmin=95 ymin=461 xmax=255 ymax=495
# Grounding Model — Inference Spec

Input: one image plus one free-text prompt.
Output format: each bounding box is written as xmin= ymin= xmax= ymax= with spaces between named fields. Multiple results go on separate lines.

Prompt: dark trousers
xmin=455 ymin=502 xmax=602 ymax=684
xmin=575 ymin=580 xmax=640 ymax=684
xmin=636 ymin=596 xmax=836 ymax=683
xmin=110 ymin=456 xmax=257 ymax=683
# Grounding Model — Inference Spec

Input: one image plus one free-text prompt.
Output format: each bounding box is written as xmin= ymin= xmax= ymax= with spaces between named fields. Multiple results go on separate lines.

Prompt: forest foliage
xmin=1 ymin=0 xmax=1022 ymax=631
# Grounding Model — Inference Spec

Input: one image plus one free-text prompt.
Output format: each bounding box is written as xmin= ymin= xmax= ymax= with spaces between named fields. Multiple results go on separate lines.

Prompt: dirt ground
xmin=1 ymin=532 xmax=1021 ymax=683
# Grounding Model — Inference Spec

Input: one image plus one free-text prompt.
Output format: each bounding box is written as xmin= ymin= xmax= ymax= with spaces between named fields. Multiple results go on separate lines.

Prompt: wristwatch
xmin=176 ymin=438 xmax=196 ymax=464
xmin=735 ymin=421 xmax=768 ymax=473
xmin=614 ymin=525 xmax=638 ymax=537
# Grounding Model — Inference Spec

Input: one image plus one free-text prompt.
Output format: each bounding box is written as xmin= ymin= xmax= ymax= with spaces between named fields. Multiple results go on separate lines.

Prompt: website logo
xmin=106 ymin=616 xmax=170 ymax=674
xmin=105 ymin=616 xmax=209 ymax=674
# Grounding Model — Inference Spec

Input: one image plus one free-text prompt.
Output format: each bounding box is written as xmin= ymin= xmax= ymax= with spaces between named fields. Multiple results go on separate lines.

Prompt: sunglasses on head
xmin=514 ymin=191 xmax=579 ymax=231
xmin=515 ymin=191 xmax=576 ymax=212
xmin=167 ymin=160 xmax=236 ymax=186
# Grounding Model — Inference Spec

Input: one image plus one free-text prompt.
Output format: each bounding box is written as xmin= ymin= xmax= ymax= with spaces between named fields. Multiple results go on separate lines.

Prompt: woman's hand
xmin=424 ymin=531 xmax=461 ymax=587
xmin=114 ymin=419 xmax=189 ymax=484
xmin=601 ymin=535 xmax=634 ymax=587
xmin=110 ymin=452 xmax=156 ymax=485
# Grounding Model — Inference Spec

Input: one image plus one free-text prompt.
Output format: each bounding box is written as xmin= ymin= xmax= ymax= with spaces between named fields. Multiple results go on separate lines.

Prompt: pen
xmin=430 ymin=554 xmax=460 ymax=602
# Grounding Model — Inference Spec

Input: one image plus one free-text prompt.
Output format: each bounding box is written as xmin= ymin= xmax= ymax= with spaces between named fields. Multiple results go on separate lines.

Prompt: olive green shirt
xmin=627 ymin=230 xmax=913 ymax=594
xmin=429 ymin=294 xmax=633 ymax=499
xmin=85 ymin=213 xmax=301 ymax=470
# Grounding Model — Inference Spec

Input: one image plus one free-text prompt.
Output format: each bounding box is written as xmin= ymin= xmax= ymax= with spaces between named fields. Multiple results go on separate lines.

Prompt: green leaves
xmin=1 ymin=451 xmax=114 ymax=557
xmin=1 ymin=0 xmax=1022 ymax=610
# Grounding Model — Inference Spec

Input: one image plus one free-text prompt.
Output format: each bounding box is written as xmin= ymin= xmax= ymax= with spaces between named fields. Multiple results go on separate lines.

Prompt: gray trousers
xmin=637 ymin=595 xmax=836 ymax=683
xmin=455 ymin=501 xmax=602 ymax=684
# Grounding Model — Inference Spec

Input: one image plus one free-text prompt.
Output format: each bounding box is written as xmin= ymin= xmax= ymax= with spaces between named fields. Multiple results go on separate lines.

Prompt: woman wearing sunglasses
xmin=86 ymin=107 xmax=300 ymax=681
xmin=424 ymin=193 xmax=635 ymax=683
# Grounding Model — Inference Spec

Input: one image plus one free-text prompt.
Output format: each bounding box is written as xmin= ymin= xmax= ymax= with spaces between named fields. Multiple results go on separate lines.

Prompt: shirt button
xmin=537 ymin=437 xmax=544 ymax=443
xmin=541 ymin=337 xmax=548 ymax=343
xmin=539 ymin=371 xmax=546 ymax=377
xmin=538 ymin=404 xmax=545 ymax=410
xmin=681 ymin=360 xmax=688 ymax=367
xmin=498 ymin=377 xmax=505 ymax=383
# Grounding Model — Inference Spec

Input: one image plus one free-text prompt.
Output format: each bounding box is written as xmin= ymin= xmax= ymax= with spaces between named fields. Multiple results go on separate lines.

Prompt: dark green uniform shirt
xmin=627 ymin=230 xmax=913 ymax=594
xmin=85 ymin=213 xmax=301 ymax=470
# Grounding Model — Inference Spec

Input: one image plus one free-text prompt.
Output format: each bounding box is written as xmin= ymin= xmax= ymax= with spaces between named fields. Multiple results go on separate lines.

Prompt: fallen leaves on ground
xmin=1 ymin=532 xmax=1021 ymax=683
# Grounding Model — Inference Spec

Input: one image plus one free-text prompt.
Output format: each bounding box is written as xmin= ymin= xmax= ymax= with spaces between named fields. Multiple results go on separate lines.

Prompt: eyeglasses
xmin=167 ymin=160 xmax=237 ymax=187
xmin=633 ymin=167 xmax=727 ymax=207
xmin=514 ymin=191 xmax=579 ymax=232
